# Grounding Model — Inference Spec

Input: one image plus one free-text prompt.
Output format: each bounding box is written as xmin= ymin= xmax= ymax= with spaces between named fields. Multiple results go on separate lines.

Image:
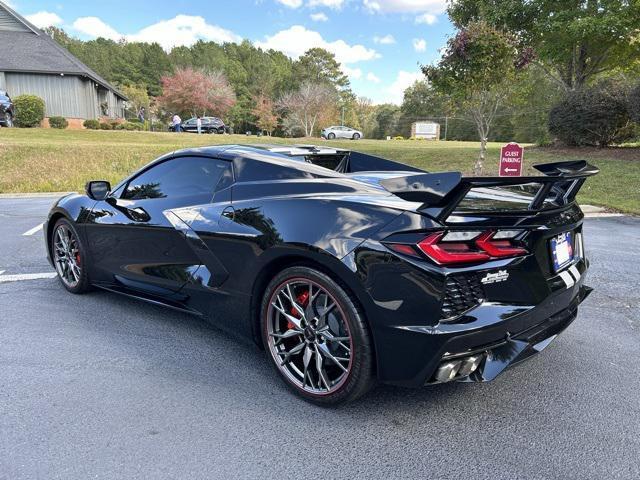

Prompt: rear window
xmin=456 ymin=183 xmax=565 ymax=212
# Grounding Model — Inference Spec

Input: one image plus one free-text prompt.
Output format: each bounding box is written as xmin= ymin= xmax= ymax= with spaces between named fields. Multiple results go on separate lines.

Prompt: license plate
xmin=550 ymin=232 xmax=574 ymax=272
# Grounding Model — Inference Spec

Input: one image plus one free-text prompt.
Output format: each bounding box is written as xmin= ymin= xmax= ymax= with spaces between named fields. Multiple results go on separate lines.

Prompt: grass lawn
xmin=1 ymin=128 xmax=638 ymax=213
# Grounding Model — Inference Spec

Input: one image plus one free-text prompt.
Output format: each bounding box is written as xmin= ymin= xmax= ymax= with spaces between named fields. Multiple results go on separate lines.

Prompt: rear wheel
xmin=261 ymin=266 xmax=375 ymax=405
xmin=51 ymin=218 xmax=91 ymax=294
xmin=5 ymin=113 xmax=13 ymax=127
xmin=327 ymin=132 xmax=336 ymax=140
xmin=352 ymin=132 xmax=360 ymax=140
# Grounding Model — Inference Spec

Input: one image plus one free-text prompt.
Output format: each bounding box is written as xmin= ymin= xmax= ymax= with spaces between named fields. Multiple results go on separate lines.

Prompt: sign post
xmin=499 ymin=142 xmax=524 ymax=176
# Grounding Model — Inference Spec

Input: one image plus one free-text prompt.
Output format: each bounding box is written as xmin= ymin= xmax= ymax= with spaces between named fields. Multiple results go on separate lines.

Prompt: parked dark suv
xmin=0 ymin=90 xmax=14 ymax=127
xmin=181 ymin=116 xmax=226 ymax=134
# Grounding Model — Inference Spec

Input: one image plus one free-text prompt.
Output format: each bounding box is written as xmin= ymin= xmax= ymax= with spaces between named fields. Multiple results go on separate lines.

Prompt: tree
xmin=252 ymin=94 xmax=278 ymax=135
xmin=121 ymin=84 xmax=150 ymax=120
xmin=294 ymin=48 xmax=349 ymax=89
xmin=157 ymin=67 xmax=236 ymax=118
xmin=374 ymin=104 xmax=401 ymax=139
xmin=448 ymin=0 xmax=640 ymax=91
xmin=277 ymin=83 xmax=334 ymax=137
xmin=423 ymin=21 xmax=529 ymax=175
xmin=353 ymin=97 xmax=378 ymax=138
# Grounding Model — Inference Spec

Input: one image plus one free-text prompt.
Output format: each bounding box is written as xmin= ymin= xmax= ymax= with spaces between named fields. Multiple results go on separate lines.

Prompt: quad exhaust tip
xmin=433 ymin=354 xmax=483 ymax=383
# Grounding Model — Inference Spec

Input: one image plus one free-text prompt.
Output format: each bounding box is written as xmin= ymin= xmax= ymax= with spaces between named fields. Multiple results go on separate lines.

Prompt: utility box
xmin=411 ymin=121 xmax=440 ymax=140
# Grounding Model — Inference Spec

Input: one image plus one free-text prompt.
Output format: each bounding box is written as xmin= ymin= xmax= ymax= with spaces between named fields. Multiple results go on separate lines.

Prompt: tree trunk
xmin=475 ymin=137 xmax=487 ymax=176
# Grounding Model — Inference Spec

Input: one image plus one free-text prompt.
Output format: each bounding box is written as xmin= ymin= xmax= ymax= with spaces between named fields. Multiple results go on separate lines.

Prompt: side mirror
xmin=85 ymin=180 xmax=111 ymax=200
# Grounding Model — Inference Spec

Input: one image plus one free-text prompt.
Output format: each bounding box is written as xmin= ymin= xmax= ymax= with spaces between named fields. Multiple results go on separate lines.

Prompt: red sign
xmin=499 ymin=142 xmax=524 ymax=177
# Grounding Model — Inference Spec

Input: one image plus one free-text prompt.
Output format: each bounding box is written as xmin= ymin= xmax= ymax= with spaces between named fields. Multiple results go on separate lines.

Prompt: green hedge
xmin=99 ymin=122 xmax=113 ymax=130
xmin=14 ymin=95 xmax=45 ymax=128
xmin=83 ymin=119 xmax=100 ymax=130
xmin=115 ymin=121 xmax=143 ymax=131
xmin=549 ymin=81 xmax=634 ymax=147
xmin=48 ymin=116 xmax=68 ymax=129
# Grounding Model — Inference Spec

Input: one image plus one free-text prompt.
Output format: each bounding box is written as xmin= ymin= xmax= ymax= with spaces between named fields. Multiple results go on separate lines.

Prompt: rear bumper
xmin=375 ymin=262 xmax=592 ymax=387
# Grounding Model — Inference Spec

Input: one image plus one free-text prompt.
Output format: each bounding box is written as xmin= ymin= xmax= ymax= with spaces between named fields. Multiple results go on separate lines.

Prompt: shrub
xmin=549 ymin=81 xmax=634 ymax=147
xmin=13 ymin=95 xmax=45 ymax=127
xmin=115 ymin=121 xmax=143 ymax=131
xmin=630 ymin=83 xmax=640 ymax=125
xmin=83 ymin=119 xmax=100 ymax=130
xmin=99 ymin=122 xmax=113 ymax=130
xmin=48 ymin=116 xmax=68 ymax=129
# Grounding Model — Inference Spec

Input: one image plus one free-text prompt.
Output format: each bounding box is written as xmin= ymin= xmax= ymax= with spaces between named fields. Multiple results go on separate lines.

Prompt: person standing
xmin=196 ymin=116 xmax=202 ymax=135
xmin=172 ymin=113 xmax=182 ymax=133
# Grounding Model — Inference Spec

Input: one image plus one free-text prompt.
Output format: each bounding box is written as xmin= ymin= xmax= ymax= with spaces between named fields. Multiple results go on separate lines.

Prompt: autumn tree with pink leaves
xmin=158 ymin=67 xmax=236 ymax=118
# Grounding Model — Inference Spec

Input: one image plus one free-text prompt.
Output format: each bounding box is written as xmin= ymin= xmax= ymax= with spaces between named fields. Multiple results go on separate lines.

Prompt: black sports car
xmin=45 ymin=144 xmax=598 ymax=405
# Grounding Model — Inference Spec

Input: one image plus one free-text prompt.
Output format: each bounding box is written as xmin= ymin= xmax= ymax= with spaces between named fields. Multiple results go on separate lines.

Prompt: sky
xmin=8 ymin=0 xmax=454 ymax=104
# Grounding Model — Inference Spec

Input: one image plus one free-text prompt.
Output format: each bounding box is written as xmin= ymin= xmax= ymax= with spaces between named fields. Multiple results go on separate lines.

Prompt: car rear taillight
xmin=418 ymin=232 xmax=490 ymax=264
xmin=386 ymin=229 xmax=527 ymax=265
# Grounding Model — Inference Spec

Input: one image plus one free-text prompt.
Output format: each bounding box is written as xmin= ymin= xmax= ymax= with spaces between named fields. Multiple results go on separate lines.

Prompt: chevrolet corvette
xmin=45 ymin=144 xmax=598 ymax=404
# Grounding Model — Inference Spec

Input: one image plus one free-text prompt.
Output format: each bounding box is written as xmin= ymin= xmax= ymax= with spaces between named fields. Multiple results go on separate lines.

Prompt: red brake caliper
xmin=288 ymin=290 xmax=309 ymax=330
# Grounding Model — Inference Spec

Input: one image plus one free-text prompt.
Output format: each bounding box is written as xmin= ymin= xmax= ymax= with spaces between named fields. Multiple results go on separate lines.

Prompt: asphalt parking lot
xmin=1 ymin=195 xmax=639 ymax=480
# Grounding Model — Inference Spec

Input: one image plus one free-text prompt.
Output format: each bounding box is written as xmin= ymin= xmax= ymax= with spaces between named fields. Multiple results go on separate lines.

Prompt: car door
xmin=84 ymin=155 xmax=233 ymax=298
xmin=182 ymin=118 xmax=196 ymax=132
xmin=338 ymin=127 xmax=349 ymax=139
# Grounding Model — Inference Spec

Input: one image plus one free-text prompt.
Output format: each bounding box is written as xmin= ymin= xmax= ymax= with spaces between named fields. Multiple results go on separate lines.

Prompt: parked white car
xmin=321 ymin=126 xmax=363 ymax=140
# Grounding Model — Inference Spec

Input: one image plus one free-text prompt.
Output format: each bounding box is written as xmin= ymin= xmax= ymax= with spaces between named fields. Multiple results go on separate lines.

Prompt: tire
xmin=261 ymin=266 xmax=375 ymax=405
xmin=218 ymin=127 xmax=225 ymax=134
xmin=50 ymin=218 xmax=91 ymax=294
xmin=5 ymin=114 xmax=13 ymax=128
xmin=352 ymin=133 xmax=360 ymax=140
xmin=327 ymin=132 xmax=336 ymax=140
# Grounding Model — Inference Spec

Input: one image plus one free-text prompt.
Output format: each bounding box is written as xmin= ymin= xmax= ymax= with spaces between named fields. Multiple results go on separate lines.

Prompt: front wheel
xmin=51 ymin=218 xmax=91 ymax=293
xmin=327 ymin=132 xmax=336 ymax=140
xmin=261 ymin=266 xmax=375 ymax=405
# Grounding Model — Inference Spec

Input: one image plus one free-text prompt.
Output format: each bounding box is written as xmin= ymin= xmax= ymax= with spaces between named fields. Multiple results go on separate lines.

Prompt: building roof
xmin=0 ymin=2 xmax=126 ymax=100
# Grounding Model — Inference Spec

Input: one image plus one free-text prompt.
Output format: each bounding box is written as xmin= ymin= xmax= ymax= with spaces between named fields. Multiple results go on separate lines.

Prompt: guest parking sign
xmin=499 ymin=143 xmax=524 ymax=176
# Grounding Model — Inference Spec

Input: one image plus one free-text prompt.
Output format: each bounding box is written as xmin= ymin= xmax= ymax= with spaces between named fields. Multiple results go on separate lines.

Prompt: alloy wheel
xmin=266 ymin=278 xmax=353 ymax=395
xmin=53 ymin=224 xmax=82 ymax=288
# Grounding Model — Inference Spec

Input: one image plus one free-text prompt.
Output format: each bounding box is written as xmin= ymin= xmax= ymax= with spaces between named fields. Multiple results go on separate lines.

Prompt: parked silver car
xmin=321 ymin=125 xmax=363 ymax=140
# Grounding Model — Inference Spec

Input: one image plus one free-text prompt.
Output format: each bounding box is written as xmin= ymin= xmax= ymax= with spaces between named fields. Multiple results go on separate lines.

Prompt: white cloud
xmin=366 ymin=72 xmax=381 ymax=83
xmin=25 ymin=11 xmax=63 ymax=28
xmin=309 ymin=0 xmax=345 ymax=8
xmin=363 ymin=0 xmax=447 ymax=13
xmin=415 ymin=13 xmax=437 ymax=24
xmin=310 ymin=12 xmax=329 ymax=22
xmin=276 ymin=0 xmax=303 ymax=7
xmin=343 ymin=65 xmax=362 ymax=79
xmin=384 ymin=70 xmax=423 ymax=104
xmin=373 ymin=34 xmax=395 ymax=45
xmin=72 ymin=15 xmax=241 ymax=51
xmin=412 ymin=38 xmax=426 ymax=52
xmin=73 ymin=17 xmax=121 ymax=41
xmin=256 ymin=25 xmax=379 ymax=64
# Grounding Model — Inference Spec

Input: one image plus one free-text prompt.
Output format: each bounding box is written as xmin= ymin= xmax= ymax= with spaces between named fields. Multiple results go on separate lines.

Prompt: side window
xmin=122 ymin=157 xmax=232 ymax=201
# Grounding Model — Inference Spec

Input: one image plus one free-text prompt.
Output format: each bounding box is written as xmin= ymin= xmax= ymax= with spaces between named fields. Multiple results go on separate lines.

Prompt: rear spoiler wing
xmin=379 ymin=160 xmax=599 ymax=221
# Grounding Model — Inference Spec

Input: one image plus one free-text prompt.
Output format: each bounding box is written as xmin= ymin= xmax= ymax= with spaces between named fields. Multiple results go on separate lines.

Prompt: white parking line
xmin=22 ymin=223 xmax=44 ymax=236
xmin=0 ymin=272 xmax=57 ymax=283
